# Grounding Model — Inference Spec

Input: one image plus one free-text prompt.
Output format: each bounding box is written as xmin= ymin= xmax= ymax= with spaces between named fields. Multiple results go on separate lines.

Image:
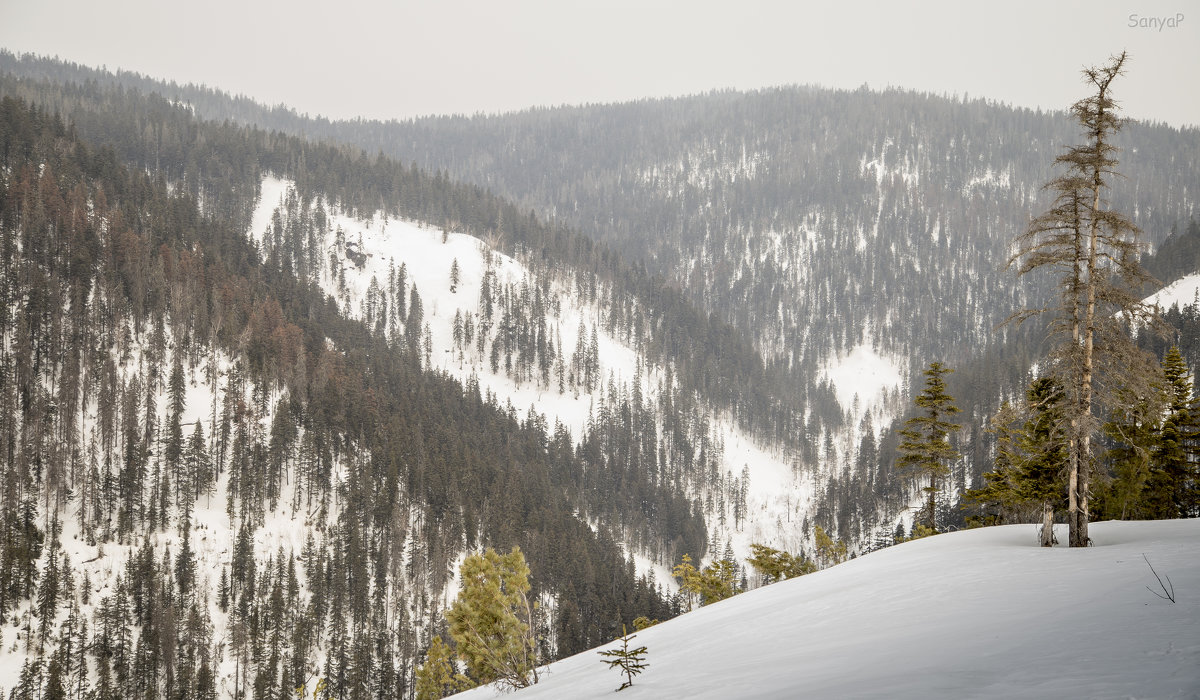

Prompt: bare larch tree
xmin=1009 ymin=52 xmax=1161 ymax=547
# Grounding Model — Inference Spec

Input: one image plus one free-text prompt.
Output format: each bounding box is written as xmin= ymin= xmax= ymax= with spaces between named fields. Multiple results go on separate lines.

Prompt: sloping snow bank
xmin=458 ymin=519 xmax=1200 ymax=699
xmin=1146 ymin=272 xmax=1200 ymax=311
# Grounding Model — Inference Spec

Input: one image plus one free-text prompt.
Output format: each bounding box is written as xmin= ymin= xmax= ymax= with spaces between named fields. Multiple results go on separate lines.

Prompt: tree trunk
xmin=1072 ymin=121 xmax=1103 ymax=548
xmin=1040 ymin=500 xmax=1056 ymax=547
xmin=1067 ymin=421 xmax=1080 ymax=544
xmin=1072 ymin=435 xmax=1091 ymax=547
xmin=927 ymin=478 xmax=938 ymax=532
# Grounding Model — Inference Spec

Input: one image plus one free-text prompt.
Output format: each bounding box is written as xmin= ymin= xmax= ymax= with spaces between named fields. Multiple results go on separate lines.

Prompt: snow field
xmin=458 ymin=519 xmax=1200 ymax=699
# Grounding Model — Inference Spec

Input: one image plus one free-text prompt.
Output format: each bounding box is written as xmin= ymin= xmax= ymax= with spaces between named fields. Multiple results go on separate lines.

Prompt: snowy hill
xmin=249 ymin=176 xmax=830 ymax=576
xmin=458 ymin=520 xmax=1200 ymax=699
xmin=1147 ymin=272 xmax=1200 ymax=311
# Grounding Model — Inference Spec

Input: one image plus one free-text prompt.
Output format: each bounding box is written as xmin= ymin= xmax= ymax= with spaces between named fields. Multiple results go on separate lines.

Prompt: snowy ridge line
xmin=1144 ymin=271 xmax=1200 ymax=311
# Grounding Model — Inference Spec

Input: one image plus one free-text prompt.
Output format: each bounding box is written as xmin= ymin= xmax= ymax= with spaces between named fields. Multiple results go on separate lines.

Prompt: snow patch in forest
xmin=822 ymin=343 xmax=903 ymax=414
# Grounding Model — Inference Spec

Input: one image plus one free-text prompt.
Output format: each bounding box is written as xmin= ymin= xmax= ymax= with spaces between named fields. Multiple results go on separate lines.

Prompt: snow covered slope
xmin=457 ymin=520 xmax=1200 ymax=699
xmin=1146 ymin=272 xmax=1200 ymax=311
xmin=250 ymin=176 xmax=827 ymax=573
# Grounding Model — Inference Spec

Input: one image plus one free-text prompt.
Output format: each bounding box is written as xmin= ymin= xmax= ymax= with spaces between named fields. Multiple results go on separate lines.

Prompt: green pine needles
xmin=446 ymin=546 xmax=540 ymax=690
xmin=599 ymin=626 xmax=649 ymax=691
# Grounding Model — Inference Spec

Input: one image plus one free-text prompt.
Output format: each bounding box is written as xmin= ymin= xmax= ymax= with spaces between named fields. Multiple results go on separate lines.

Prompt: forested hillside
xmin=0 ymin=92 xmax=701 ymax=698
xmin=0 ymin=53 xmax=879 ymax=700
xmin=8 ymin=51 xmax=1196 ymax=531
xmin=351 ymin=86 xmax=1200 ymax=520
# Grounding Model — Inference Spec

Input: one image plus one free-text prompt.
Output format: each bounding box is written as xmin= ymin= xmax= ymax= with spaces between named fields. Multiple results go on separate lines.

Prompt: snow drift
xmin=458 ymin=519 xmax=1200 ymax=699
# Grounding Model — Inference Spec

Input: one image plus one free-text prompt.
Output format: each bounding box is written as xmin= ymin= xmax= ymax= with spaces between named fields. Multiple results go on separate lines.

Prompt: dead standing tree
xmin=1008 ymin=52 xmax=1162 ymax=547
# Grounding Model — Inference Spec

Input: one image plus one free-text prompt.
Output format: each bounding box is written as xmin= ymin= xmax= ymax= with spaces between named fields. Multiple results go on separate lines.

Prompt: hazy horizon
xmin=1 ymin=0 xmax=1197 ymax=127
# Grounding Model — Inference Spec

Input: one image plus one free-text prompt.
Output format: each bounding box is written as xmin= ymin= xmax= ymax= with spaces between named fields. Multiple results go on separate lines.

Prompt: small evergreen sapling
xmin=599 ymin=626 xmax=648 ymax=691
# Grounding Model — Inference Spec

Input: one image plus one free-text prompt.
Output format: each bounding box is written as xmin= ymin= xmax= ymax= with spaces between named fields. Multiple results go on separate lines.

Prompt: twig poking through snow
xmin=1143 ymin=553 xmax=1176 ymax=603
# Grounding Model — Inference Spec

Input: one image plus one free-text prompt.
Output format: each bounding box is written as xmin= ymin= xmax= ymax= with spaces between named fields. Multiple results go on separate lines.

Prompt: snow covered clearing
xmin=457 ymin=519 xmax=1200 ymax=699
xmin=822 ymin=341 xmax=903 ymax=417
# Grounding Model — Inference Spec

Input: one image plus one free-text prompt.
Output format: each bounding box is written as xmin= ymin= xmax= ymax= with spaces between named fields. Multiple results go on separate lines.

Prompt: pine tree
xmin=813 ymin=525 xmax=848 ymax=569
xmin=672 ymin=554 xmax=738 ymax=606
xmin=175 ymin=527 xmax=196 ymax=598
xmin=746 ymin=544 xmax=815 ymax=585
xmin=897 ymin=362 xmax=961 ymax=532
xmin=965 ymin=378 xmax=1068 ymax=545
xmin=446 ymin=547 xmax=540 ymax=689
xmin=964 ymin=401 xmax=1027 ymax=526
xmin=1020 ymin=378 xmax=1069 ymax=545
xmin=598 ymin=626 xmax=649 ymax=691
xmin=1102 ymin=388 xmax=1162 ymax=520
xmin=415 ymin=636 xmax=471 ymax=700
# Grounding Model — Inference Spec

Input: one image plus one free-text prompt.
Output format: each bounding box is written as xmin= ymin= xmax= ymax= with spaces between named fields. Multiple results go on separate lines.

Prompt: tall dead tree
xmin=1009 ymin=52 xmax=1161 ymax=547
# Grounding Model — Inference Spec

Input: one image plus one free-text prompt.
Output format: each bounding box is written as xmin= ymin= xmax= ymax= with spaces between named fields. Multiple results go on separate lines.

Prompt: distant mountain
xmin=369 ymin=86 xmax=1200 ymax=518
xmin=5 ymin=49 xmax=1198 ymax=535
xmin=1146 ymin=219 xmax=1200 ymax=288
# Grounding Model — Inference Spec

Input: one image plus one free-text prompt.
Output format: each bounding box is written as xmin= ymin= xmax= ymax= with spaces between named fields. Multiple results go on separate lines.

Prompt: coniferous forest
xmin=0 ymin=50 xmax=1197 ymax=699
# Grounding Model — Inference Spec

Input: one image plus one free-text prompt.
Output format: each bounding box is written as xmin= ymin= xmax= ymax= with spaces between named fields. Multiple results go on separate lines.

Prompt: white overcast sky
xmin=1 ymin=0 xmax=1197 ymax=126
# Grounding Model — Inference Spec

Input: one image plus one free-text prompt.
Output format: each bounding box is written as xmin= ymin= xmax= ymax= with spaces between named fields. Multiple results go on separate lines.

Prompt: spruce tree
xmin=746 ymin=544 xmax=815 ymax=584
xmin=964 ymin=401 xmax=1027 ymax=526
xmin=1020 ymin=378 xmax=1069 ymax=545
xmin=1102 ymin=389 xmax=1162 ymax=520
xmin=897 ymin=362 xmax=961 ymax=532
xmin=813 ymin=525 xmax=848 ymax=568
xmin=1149 ymin=346 xmax=1200 ymax=517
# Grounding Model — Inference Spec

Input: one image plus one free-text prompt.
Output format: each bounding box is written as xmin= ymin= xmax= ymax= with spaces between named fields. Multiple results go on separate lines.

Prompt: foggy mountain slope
xmin=1 ymin=57 xmax=907 ymax=554
xmin=375 ymin=87 xmax=1200 ymax=505
xmin=384 ymin=88 xmax=1199 ymax=373
xmin=248 ymin=174 xmax=823 ymax=574
xmin=0 ymin=70 xmax=874 ymax=700
xmin=8 ymin=53 xmax=1198 ymax=479
xmin=7 ymin=52 xmax=1198 ymax=545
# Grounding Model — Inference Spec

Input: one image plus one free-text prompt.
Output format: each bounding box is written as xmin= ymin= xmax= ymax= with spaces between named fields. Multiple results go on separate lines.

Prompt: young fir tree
xmin=967 ymin=377 xmax=1071 ymax=546
xmin=1148 ymin=346 xmax=1200 ymax=517
xmin=813 ymin=525 xmax=848 ymax=569
xmin=672 ymin=554 xmax=738 ymax=608
xmin=1007 ymin=52 xmax=1161 ymax=547
xmin=897 ymin=362 xmax=961 ymax=533
xmin=1019 ymin=377 xmax=1069 ymax=545
xmin=964 ymin=401 xmax=1027 ymax=526
xmin=1101 ymin=387 xmax=1163 ymax=520
xmin=446 ymin=547 xmax=540 ymax=689
xmin=598 ymin=625 xmax=649 ymax=692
